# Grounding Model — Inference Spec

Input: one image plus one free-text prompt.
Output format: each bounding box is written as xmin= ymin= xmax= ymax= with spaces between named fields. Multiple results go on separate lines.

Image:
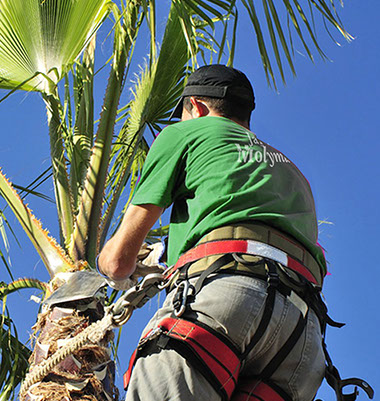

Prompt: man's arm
xmin=98 ymin=204 xmax=163 ymax=281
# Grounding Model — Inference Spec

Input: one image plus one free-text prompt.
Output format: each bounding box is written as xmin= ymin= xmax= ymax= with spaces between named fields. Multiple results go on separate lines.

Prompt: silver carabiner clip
xmin=173 ymin=280 xmax=193 ymax=317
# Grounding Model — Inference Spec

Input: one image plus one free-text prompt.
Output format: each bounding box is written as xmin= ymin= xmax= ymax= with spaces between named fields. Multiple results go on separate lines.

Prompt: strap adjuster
xmin=267 ymin=271 xmax=280 ymax=287
xmin=265 ymin=260 xmax=280 ymax=287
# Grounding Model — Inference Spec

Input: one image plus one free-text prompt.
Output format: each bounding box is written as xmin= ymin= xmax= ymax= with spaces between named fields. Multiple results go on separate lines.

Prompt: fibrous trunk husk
xmin=21 ymin=296 xmax=119 ymax=401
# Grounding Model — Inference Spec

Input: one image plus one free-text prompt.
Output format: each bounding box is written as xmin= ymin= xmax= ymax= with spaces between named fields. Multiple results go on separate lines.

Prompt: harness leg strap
xmin=123 ymin=317 xmax=242 ymax=401
xmin=230 ymin=379 xmax=292 ymax=401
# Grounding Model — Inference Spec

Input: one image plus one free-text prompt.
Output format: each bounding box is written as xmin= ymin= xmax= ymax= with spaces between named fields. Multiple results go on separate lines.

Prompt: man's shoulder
xmin=163 ymin=116 xmax=240 ymax=136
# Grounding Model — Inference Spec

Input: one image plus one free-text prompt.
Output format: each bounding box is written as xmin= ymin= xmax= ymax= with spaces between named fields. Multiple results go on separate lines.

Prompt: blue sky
xmin=0 ymin=1 xmax=379 ymax=399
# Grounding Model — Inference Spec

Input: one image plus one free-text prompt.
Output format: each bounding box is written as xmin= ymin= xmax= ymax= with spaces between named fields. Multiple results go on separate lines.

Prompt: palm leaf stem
xmin=71 ymin=2 xmax=141 ymax=264
xmin=42 ymin=88 xmax=74 ymax=249
xmin=0 ymin=169 xmax=75 ymax=276
xmin=99 ymin=128 xmax=146 ymax=248
xmin=69 ymin=38 xmax=96 ymax=208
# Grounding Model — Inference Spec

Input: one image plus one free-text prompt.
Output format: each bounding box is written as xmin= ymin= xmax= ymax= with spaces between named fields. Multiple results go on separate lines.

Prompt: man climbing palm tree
xmin=97 ymin=65 xmax=343 ymax=400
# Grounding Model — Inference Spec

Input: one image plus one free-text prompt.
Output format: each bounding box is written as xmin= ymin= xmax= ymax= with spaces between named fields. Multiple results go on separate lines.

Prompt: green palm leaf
xmin=0 ymin=0 xmax=110 ymax=92
xmin=182 ymin=0 xmax=350 ymax=86
xmin=0 ymin=169 xmax=75 ymax=276
xmin=99 ymin=2 xmax=201 ymax=247
xmin=0 ymin=308 xmax=30 ymax=401
xmin=0 ymin=278 xmax=48 ymax=299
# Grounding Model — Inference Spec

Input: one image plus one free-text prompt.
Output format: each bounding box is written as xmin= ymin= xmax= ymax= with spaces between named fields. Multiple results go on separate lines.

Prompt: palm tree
xmin=0 ymin=0 xmax=350 ymax=399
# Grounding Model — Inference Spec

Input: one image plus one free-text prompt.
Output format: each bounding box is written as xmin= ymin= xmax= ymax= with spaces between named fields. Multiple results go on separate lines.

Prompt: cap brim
xmin=169 ymin=98 xmax=183 ymax=120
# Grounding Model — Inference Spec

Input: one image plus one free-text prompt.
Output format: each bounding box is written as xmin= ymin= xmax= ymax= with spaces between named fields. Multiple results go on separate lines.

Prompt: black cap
xmin=171 ymin=64 xmax=255 ymax=119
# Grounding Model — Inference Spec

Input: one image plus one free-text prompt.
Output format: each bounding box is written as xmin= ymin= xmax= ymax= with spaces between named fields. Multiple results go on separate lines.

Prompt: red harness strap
xmin=123 ymin=328 xmax=153 ymax=390
xmin=161 ymin=317 xmax=241 ymax=399
xmin=123 ymin=317 xmax=242 ymax=400
xmin=171 ymin=239 xmax=318 ymax=285
xmin=231 ymin=379 xmax=288 ymax=401
xmin=123 ymin=318 xmax=291 ymax=401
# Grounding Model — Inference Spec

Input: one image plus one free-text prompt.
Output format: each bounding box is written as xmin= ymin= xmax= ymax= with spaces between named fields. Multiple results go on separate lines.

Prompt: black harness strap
xmin=172 ymin=254 xmax=234 ymax=316
xmin=259 ymin=311 xmax=308 ymax=380
xmin=319 ymin=341 xmax=374 ymax=401
xmin=241 ymin=260 xmax=279 ymax=359
xmin=231 ymin=379 xmax=292 ymax=401
xmin=193 ymin=253 xmax=235 ymax=294
xmin=302 ymin=282 xmax=345 ymax=335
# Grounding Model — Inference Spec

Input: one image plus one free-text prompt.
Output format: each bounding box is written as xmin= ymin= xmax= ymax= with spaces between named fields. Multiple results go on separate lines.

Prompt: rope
xmin=19 ymin=312 xmax=115 ymax=397
xmin=19 ymin=271 xmax=167 ymax=397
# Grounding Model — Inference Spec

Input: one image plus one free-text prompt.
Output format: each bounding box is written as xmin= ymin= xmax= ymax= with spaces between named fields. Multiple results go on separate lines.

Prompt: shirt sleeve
xmin=131 ymin=124 xmax=187 ymax=208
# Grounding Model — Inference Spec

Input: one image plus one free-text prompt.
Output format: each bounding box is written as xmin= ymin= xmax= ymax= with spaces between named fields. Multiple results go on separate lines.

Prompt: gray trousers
xmin=125 ymin=274 xmax=325 ymax=401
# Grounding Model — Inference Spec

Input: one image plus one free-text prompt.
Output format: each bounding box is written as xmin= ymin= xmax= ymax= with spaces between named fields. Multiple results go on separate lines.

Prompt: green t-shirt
xmin=132 ymin=116 xmax=326 ymax=274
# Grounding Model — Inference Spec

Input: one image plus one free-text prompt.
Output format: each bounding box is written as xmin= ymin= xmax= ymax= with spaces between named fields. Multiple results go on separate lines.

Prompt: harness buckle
xmin=265 ymin=260 xmax=280 ymax=287
xmin=137 ymin=327 xmax=162 ymax=350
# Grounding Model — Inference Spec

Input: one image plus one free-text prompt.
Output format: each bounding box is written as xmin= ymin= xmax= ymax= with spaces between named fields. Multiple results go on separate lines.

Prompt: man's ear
xmin=190 ymin=97 xmax=209 ymax=117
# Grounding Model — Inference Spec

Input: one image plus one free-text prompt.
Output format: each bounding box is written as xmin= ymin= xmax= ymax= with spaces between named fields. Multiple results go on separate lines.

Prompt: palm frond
xmin=71 ymin=2 xmax=142 ymax=263
xmin=241 ymin=0 xmax=353 ymax=87
xmin=184 ymin=0 xmax=350 ymax=86
xmin=0 ymin=307 xmax=30 ymax=401
xmin=0 ymin=169 xmax=75 ymax=276
xmin=0 ymin=0 xmax=110 ymax=92
xmin=0 ymin=278 xmax=47 ymax=299
xmin=11 ymin=184 xmax=53 ymax=203
xmin=99 ymin=2 xmax=201 ymax=245
xmin=171 ymin=0 xmax=234 ymax=66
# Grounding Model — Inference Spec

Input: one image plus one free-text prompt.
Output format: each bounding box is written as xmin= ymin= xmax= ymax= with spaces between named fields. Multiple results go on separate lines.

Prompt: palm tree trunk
xmin=21 ymin=296 xmax=118 ymax=401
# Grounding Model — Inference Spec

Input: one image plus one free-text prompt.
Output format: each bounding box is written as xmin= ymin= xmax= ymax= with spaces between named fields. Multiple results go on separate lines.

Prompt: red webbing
xmin=174 ymin=240 xmax=248 ymax=269
xmin=172 ymin=239 xmax=318 ymax=285
xmin=123 ymin=329 xmax=152 ymax=390
xmin=160 ymin=317 xmax=241 ymax=398
xmin=231 ymin=380 xmax=285 ymax=401
xmin=287 ymin=256 xmax=317 ymax=285
xmin=123 ymin=349 xmax=137 ymax=390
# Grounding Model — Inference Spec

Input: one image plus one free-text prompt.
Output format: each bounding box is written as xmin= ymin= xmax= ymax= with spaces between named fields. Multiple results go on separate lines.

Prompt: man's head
xmin=171 ymin=64 xmax=255 ymax=127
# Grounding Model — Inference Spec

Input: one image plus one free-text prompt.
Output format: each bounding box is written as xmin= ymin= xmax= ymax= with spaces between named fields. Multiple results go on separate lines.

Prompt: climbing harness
xmin=123 ymin=230 xmax=374 ymax=401
xmin=124 ymin=259 xmax=312 ymax=401
xmin=124 ymin=316 xmax=241 ymax=400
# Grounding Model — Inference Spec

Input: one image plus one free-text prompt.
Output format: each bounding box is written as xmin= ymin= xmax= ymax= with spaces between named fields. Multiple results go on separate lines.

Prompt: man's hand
xmin=98 ymin=241 xmax=165 ymax=290
xmin=104 ymin=276 xmax=137 ymax=291
xmin=134 ymin=242 xmax=166 ymax=277
xmin=96 ymin=255 xmax=137 ymax=291
xmin=97 ymin=204 xmax=164 ymax=287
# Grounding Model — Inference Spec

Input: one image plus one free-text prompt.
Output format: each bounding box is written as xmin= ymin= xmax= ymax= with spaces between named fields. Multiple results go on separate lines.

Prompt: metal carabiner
xmin=173 ymin=280 xmax=193 ymax=317
xmin=111 ymin=273 xmax=165 ymax=326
